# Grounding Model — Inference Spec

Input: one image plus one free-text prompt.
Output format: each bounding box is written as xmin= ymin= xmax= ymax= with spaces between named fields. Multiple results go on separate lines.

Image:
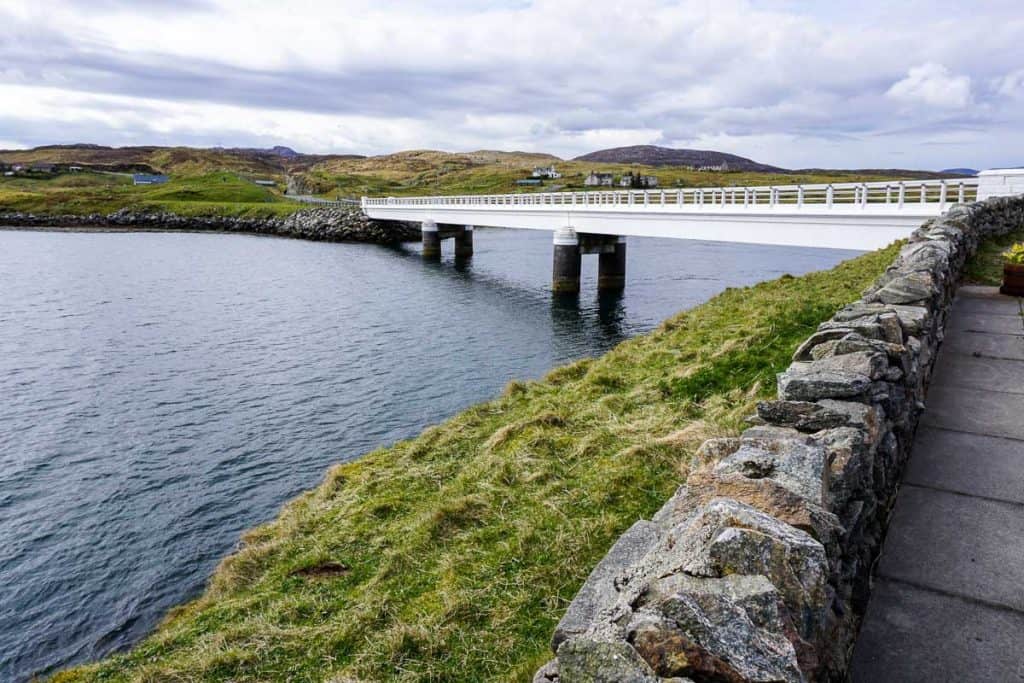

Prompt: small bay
xmin=0 ymin=227 xmax=859 ymax=680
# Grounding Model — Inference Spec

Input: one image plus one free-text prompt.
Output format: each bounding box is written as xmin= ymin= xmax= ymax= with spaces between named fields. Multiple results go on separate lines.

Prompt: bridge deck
xmin=362 ymin=178 xmax=980 ymax=251
xmin=851 ymin=286 xmax=1024 ymax=681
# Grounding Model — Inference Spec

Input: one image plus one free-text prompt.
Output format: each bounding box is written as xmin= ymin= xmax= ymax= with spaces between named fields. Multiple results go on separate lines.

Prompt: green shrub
xmin=1003 ymin=243 xmax=1024 ymax=265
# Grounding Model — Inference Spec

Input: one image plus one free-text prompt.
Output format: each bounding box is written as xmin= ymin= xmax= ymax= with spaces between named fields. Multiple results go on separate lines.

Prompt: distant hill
xmin=212 ymin=145 xmax=306 ymax=159
xmin=940 ymin=168 xmax=979 ymax=176
xmin=574 ymin=145 xmax=787 ymax=172
xmin=795 ymin=168 xmax=974 ymax=180
xmin=0 ymin=144 xmax=363 ymax=177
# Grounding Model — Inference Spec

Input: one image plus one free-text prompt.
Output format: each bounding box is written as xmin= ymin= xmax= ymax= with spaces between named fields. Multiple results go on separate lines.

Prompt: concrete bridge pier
xmin=552 ymin=227 xmax=581 ymax=293
xmin=580 ymin=233 xmax=627 ymax=291
xmin=552 ymin=230 xmax=627 ymax=293
xmin=454 ymin=224 xmax=473 ymax=258
xmin=422 ymin=221 xmax=474 ymax=259
xmin=597 ymin=236 xmax=627 ymax=290
xmin=421 ymin=220 xmax=441 ymax=259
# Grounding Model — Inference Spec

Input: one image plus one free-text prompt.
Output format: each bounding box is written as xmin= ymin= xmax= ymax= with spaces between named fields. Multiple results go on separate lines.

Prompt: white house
xmin=532 ymin=165 xmax=561 ymax=179
xmin=619 ymin=172 xmax=659 ymax=188
xmin=584 ymin=171 xmax=615 ymax=187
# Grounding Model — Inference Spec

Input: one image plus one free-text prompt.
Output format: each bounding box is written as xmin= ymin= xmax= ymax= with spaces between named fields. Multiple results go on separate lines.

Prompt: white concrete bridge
xmin=361 ymin=169 xmax=1022 ymax=293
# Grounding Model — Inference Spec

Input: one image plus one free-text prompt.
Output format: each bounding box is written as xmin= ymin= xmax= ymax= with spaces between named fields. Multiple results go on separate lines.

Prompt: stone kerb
xmin=535 ymin=195 xmax=1024 ymax=683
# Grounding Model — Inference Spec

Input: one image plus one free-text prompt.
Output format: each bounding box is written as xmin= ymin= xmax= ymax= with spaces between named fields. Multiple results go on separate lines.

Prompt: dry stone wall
xmin=535 ymin=196 xmax=1024 ymax=683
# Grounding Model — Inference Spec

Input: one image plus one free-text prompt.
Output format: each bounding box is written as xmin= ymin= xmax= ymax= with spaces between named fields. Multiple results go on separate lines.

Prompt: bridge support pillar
xmin=552 ymin=227 xmax=581 ymax=294
xmin=421 ymin=220 xmax=441 ymax=259
xmin=455 ymin=225 xmax=474 ymax=258
xmin=597 ymin=236 xmax=627 ymax=290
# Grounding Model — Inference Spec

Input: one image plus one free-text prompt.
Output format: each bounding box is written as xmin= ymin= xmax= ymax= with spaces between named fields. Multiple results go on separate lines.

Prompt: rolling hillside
xmin=573 ymin=145 xmax=787 ymax=172
xmin=1 ymin=143 xmax=969 ymax=214
xmin=0 ymin=144 xmax=362 ymax=178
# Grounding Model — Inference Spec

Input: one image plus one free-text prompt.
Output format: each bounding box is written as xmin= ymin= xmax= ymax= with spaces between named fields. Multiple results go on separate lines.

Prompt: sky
xmin=1 ymin=0 xmax=1023 ymax=169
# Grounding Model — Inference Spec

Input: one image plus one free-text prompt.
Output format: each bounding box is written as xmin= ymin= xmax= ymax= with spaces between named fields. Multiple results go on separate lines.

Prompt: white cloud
xmin=886 ymin=63 xmax=972 ymax=109
xmin=0 ymin=1 xmax=1023 ymax=169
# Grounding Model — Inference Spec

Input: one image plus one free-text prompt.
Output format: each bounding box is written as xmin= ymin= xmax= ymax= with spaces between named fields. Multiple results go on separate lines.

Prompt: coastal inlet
xmin=0 ymin=226 xmax=859 ymax=680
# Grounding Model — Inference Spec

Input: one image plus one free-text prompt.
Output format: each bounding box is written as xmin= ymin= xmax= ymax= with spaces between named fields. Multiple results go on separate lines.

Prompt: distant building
xmin=696 ymin=161 xmax=730 ymax=172
xmin=30 ymin=162 xmax=56 ymax=173
xmin=584 ymin=171 xmax=615 ymax=187
xmin=68 ymin=165 xmax=83 ymax=172
xmin=531 ymin=165 xmax=561 ymax=179
xmin=132 ymin=173 xmax=169 ymax=185
xmin=3 ymin=171 xmax=13 ymax=177
xmin=253 ymin=179 xmax=276 ymax=186
xmin=619 ymin=172 xmax=659 ymax=189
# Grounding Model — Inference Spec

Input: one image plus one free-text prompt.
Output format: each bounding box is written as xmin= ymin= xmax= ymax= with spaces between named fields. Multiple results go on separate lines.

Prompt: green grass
xmin=965 ymin=227 xmax=1024 ymax=285
xmin=0 ymin=172 xmax=299 ymax=217
xmin=304 ymin=161 xmax=907 ymax=200
xmin=53 ymin=243 xmax=899 ymax=683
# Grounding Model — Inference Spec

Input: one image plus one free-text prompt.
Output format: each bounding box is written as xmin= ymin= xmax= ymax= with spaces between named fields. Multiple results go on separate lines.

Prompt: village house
xmin=583 ymin=171 xmax=614 ymax=187
xmin=132 ymin=173 xmax=169 ymax=186
xmin=531 ymin=165 xmax=561 ymax=179
xmin=30 ymin=162 xmax=56 ymax=173
xmin=619 ymin=172 xmax=659 ymax=188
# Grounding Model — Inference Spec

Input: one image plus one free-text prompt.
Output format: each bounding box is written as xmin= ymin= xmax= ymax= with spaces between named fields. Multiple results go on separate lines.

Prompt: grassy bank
xmin=54 ymin=245 xmax=899 ymax=682
xmin=0 ymin=172 xmax=299 ymax=218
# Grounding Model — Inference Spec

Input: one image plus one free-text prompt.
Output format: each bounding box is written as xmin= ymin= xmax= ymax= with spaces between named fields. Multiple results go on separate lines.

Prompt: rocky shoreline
xmin=0 ymin=206 xmax=421 ymax=244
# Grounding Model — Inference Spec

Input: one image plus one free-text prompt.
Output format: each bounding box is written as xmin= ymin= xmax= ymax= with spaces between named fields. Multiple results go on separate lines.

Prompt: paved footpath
xmin=852 ymin=286 xmax=1024 ymax=682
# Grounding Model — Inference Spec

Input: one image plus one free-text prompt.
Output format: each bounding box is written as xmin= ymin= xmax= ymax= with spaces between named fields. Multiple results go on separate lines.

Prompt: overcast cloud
xmin=1 ymin=0 xmax=1023 ymax=168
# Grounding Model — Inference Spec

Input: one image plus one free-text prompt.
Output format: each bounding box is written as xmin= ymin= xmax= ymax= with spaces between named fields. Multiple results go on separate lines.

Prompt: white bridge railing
xmin=362 ymin=178 xmax=978 ymax=212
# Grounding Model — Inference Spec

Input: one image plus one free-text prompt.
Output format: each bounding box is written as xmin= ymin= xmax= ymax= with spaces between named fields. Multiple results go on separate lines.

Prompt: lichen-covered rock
xmin=628 ymin=591 xmax=802 ymax=682
xmin=668 ymin=469 xmax=842 ymax=553
xmin=533 ymin=659 xmax=560 ymax=683
xmin=556 ymin=639 xmax=659 ymax=683
xmin=863 ymin=270 xmax=940 ymax=305
xmin=756 ymin=398 xmax=878 ymax=435
xmin=713 ymin=440 xmax=829 ymax=507
xmin=691 ymin=437 xmax=741 ymax=467
xmin=777 ymin=351 xmax=889 ymax=401
xmin=552 ymin=520 xmax=661 ymax=650
xmin=652 ymin=499 xmax=830 ymax=639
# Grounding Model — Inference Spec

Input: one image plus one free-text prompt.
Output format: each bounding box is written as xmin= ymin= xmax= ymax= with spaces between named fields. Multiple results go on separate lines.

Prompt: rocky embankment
xmin=0 ymin=206 xmax=420 ymax=244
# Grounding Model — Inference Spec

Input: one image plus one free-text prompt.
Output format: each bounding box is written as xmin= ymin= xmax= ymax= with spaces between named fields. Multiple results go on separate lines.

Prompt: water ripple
xmin=0 ymin=228 xmax=859 ymax=681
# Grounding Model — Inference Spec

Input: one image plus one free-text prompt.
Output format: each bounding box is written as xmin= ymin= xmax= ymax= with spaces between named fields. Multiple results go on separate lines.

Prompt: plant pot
xmin=1001 ymin=263 xmax=1024 ymax=297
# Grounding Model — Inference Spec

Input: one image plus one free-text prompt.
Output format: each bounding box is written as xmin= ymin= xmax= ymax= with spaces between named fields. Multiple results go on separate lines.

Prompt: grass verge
xmin=964 ymin=226 xmax=1024 ymax=285
xmin=54 ymin=244 xmax=899 ymax=682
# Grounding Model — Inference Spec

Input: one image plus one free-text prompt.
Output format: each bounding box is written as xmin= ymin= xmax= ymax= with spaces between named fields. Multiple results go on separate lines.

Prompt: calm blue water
xmin=0 ymin=227 xmax=859 ymax=680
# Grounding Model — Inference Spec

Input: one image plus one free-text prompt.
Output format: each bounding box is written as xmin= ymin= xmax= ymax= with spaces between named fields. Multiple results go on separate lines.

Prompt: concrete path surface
xmin=852 ymin=286 xmax=1024 ymax=682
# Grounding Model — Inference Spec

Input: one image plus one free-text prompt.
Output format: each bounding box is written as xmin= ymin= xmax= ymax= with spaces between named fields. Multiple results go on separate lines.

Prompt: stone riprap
xmin=0 ymin=206 xmax=420 ymax=244
xmin=535 ymin=195 xmax=1024 ymax=683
